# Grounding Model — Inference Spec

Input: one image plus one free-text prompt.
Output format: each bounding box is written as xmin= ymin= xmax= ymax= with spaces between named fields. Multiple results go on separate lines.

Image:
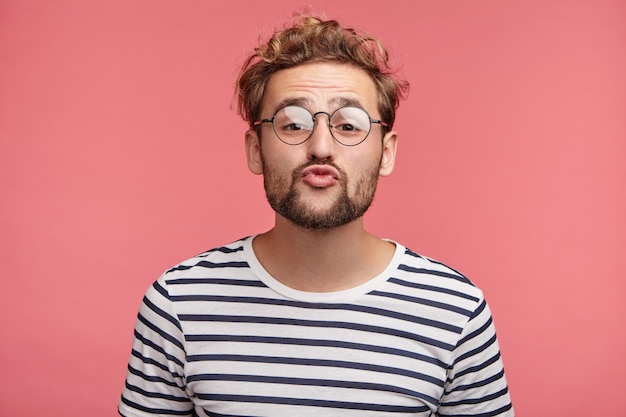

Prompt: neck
xmin=252 ymin=215 xmax=395 ymax=292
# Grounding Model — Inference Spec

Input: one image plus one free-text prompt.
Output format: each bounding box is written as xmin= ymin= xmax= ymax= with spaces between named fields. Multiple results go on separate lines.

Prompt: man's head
xmin=235 ymin=13 xmax=409 ymax=132
xmin=238 ymin=13 xmax=409 ymax=231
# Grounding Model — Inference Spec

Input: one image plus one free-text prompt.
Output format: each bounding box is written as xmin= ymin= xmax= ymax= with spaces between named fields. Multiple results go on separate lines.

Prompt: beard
xmin=262 ymin=158 xmax=381 ymax=230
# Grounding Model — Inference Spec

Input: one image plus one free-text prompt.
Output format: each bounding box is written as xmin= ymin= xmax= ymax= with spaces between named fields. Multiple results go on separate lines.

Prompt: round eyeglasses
xmin=253 ymin=105 xmax=388 ymax=146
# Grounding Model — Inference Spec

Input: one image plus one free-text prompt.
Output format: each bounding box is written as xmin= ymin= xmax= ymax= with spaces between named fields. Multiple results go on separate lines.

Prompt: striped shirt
xmin=119 ymin=236 xmax=513 ymax=416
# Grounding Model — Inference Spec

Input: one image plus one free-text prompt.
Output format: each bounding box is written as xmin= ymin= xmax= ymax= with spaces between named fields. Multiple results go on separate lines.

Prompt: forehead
xmin=262 ymin=62 xmax=379 ymax=114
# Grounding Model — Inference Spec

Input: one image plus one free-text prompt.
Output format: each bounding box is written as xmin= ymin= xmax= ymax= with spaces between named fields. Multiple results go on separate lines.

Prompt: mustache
xmin=292 ymin=159 xmax=345 ymax=181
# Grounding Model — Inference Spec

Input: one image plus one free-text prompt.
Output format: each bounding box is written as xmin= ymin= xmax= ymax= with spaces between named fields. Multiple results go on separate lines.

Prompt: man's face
xmin=245 ymin=62 xmax=397 ymax=230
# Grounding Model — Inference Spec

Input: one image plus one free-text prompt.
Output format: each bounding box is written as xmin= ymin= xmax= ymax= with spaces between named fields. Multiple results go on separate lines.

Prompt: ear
xmin=379 ymin=130 xmax=398 ymax=177
xmin=245 ymin=129 xmax=263 ymax=175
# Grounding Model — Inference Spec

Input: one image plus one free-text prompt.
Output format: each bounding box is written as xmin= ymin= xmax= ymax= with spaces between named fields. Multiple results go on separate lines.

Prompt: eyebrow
xmin=270 ymin=96 xmax=364 ymax=115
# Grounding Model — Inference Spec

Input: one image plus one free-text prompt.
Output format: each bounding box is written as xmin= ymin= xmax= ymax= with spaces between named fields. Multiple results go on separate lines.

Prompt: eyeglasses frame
xmin=253 ymin=105 xmax=389 ymax=147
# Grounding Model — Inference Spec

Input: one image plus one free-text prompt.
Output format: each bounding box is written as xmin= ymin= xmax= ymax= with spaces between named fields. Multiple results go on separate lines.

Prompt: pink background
xmin=1 ymin=0 xmax=625 ymax=415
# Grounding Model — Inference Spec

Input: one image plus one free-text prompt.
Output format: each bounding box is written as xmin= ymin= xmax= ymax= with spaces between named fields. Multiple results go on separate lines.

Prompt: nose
xmin=307 ymin=111 xmax=335 ymax=161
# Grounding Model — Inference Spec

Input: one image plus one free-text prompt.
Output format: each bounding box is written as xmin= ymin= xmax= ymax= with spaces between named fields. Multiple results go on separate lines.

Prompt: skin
xmin=245 ymin=62 xmax=399 ymax=292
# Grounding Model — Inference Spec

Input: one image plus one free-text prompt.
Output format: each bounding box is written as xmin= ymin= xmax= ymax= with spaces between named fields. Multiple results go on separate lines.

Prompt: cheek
xmin=260 ymin=143 xmax=308 ymax=172
xmin=347 ymin=147 xmax=383 ymax=173
xmin=345 ymin=154 xmax=381 ymax=191
xmin=260 ymin=149 xmax=296 ymax=182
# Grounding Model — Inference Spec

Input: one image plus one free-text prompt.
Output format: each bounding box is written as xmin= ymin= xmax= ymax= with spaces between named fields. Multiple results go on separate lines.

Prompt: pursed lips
xmin=300 ymin=165 xmax=340 ymax=188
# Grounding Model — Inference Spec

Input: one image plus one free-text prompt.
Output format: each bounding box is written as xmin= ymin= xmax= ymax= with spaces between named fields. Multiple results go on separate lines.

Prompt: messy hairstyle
xmin=235 ymin=13 xmax=409 ymax=130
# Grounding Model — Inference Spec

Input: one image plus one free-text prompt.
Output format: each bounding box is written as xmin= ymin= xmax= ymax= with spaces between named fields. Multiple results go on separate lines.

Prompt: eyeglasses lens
xmin=330 ymin=107 xmax=371 ymax=145
xmin=273 ymin=106 xmax=372 ymax=146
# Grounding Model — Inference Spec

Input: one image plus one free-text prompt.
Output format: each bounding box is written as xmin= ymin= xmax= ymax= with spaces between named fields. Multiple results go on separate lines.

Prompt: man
xmin=119 ymin=13 xmax=514 ymax=417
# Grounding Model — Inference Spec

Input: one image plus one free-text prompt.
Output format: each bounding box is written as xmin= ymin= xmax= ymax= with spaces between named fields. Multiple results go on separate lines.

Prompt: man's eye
xmin=284 ymin=123 xmax=305 ymax=131
xmin=336 ymin=123 xmax=357 ymax=132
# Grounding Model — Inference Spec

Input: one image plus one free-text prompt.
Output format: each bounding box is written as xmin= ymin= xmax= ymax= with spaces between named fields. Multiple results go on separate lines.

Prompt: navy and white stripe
xmin=119 ymin=236 xmax=513 ymax=416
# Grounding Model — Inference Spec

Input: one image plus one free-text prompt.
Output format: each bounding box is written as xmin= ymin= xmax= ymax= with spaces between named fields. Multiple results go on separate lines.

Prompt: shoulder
xmin=400 ymin=246 xmax=474 ymax=284
xmin=162 ymin=236 xmax=251 ymax=277
xmin=390 ymin=244 xmax=485 ymax=309
xmin=147 ymin=236 xmax=263 ymax=300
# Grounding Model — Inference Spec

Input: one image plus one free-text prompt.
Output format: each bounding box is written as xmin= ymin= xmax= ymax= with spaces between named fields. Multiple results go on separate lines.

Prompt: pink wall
xmin=1 ymin=1 xmax=624 ymax=415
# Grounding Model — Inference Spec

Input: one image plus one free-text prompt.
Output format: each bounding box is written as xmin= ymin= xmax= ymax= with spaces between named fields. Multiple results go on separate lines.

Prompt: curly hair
xmin=235 ymin=13 xmax=409 ymax=130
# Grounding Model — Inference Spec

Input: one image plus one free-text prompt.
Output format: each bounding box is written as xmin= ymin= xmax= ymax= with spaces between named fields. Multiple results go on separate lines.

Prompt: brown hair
xmin=235 ymin=13 xmax=409 ymax=130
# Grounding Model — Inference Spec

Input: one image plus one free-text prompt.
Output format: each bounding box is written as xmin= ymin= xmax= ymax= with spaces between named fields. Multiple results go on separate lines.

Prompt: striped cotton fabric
xmin=119 ymin=236 xmax=513 ymax=416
